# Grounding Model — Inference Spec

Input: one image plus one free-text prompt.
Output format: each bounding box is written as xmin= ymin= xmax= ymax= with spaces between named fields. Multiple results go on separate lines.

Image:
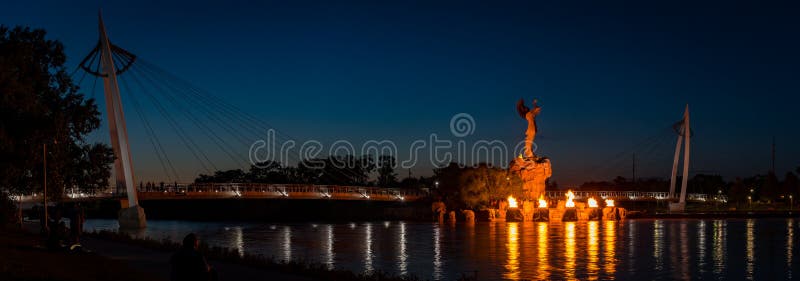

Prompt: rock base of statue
xmin=509 ymin=156 xmax=553 ymax=200
xmin=602 ymin=207 xmax=627 ymax=221
xmin=668 ymin=202 xmax=686 ymax=212
xmin=587 ymin=208 xmax=602 ymax=220
xmin=118 ymin=205 xmax=147 ymax=229
xmin=562 ymin=208 xmax=578 ymax=221
xmin=533 ymin=208 xmax=549 ymax=221
xmin=506 ymin=208 xmax=524 ymax=222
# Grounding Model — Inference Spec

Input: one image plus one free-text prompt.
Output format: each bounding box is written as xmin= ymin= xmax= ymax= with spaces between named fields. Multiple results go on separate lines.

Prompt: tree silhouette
xmin=0 ymin=26 xmax=113 ymax=199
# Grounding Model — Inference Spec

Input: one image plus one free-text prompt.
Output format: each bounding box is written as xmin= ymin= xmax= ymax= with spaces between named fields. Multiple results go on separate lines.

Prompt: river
xmin=85 ymin=218 xmax=799 ymax=280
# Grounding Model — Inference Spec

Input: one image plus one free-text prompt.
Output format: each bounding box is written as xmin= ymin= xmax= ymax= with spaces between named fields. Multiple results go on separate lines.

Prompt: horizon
xmin=4 ymin=1 xmax=800 ymax=185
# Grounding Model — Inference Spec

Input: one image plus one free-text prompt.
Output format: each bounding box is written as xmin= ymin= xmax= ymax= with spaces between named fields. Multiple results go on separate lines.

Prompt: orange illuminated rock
xmin=509 ymin=157 xmax=552 ymax=201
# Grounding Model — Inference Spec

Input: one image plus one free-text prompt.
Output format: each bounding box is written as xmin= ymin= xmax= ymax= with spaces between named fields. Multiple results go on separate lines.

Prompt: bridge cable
xmin=123 ymin=59 xmax=217 ymax=174
xmin=134 ymin=59 xmax=372 ymax=183
xmin=117 ymin=74 xmax=177 ymax=182
xmin=127 ymin=64 xmax=249 ymax=170
xmin=130 ymin=63 xmax=254 ymax=161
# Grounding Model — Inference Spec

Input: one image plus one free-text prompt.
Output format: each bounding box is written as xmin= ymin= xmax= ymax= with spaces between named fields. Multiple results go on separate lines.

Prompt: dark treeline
xmin=194 ymin=155 xmax=436 ymax=189
xmin=432 ymin=163 xmax=524 ymax=210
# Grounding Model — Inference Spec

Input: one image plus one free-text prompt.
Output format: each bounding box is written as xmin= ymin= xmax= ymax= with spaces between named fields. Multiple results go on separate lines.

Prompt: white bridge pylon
xmin=98 ymin=13 xmax=139 ymax=207
xmin=668 ymin=105 xmax=691 ymax=211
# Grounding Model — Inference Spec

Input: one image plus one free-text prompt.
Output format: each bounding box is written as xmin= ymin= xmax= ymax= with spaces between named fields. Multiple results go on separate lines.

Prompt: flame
xmin=565 ymin=190 xmax=575 ymax=208
xmin=588 ymin=197 xmax=599 ymax=208
xmin=605 ymin=199 xmax=615 ymax=207
xmin=507 ymin=195 xmax=518 ymax=208
xmin=538 ymin=195 xmax=548 ymax=208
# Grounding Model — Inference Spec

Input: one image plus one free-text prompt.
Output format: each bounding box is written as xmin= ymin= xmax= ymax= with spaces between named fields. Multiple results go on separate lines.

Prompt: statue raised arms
xmin=516 ymin=98 xmax=541 ymax=158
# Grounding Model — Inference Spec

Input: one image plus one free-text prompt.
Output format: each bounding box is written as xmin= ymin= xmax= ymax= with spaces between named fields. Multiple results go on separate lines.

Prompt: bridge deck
xmin=17 ymin=184 xmax=727 ymax=204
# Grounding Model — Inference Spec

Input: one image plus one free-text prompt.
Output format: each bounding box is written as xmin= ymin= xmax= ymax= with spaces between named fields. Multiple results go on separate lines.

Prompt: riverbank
xmin=0 ymin=226 xmax=160 ymax=281
xmin=640 ymin=210 xmax=798 ymax=219
xmin=5 ymin=223 xmax=431 ymax=281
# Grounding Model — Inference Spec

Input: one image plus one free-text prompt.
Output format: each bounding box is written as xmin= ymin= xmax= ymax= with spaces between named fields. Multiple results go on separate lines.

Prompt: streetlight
xmin=434 ymin=181 xmax=439 ymax=189
xmin=748 ymin=195 xmax=752 ymax=209
xmin=790 ymin=195 xmax=794 ymax=211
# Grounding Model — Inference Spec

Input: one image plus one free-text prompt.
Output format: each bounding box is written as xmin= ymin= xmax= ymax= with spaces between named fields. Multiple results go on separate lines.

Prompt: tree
xmin=761 ymin=172 xmax=780 ymax=202
xmin=248 ymin=160 xmax=286 ymax=183
xmin=688 ymin=174 xmax=725 ymax=194
xmin=64 ymin=143 xmax=115 ymax=192
xmin=782 ymin=172 xmax=798 ymax=199
xmin=0 ymin=26 xmax=112 ymax=199
xmin=376 ymin=155 xmax=398 ymax=187
xmin=729 ymin=177 xmax=748 ymax=205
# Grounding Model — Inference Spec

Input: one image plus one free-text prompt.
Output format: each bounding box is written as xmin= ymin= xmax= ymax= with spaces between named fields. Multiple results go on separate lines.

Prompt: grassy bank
xmin=0 ymin=227 xmax=161 ymax=281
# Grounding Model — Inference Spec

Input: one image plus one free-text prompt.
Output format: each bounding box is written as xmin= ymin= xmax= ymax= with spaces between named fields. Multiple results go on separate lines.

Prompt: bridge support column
xmin=97 ymin=12 xmax=146 ymax=228
xmin=119 ymin=200 xmax=146 ymax=229
xmin=668 ymin=105 xmax=691 ymax=212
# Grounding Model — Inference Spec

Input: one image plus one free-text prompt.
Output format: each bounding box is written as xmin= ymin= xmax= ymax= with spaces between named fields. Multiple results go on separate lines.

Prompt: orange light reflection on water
xmin=565 ymin=222 xmax=576 ymax=280
xmin=536 ymin=222 xmax=549 ymax=280
xmin=499 ymin=221 xmax=617 ymax=279
xmin=604 ymin=220 xmax=617 ymax=276
xmin=504 ymin=222 xmax=520 ymax=280
xmin=588 ymin=221 xmax=599 ymax=280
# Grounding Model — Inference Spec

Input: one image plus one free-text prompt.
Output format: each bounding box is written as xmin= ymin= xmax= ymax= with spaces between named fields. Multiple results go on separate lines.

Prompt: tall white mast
xmin=679 ymin=105 xmax=690 ymax=204
xmin=98 ymin=12 xmax=138 ymax=207
xmin=669 ymin=105 xmax=690 ymax=211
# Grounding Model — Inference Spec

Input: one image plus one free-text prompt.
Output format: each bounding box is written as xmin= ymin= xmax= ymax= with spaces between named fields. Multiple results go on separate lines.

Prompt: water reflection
xmin=603 ymin=220 xmax=617 ymax=276
xmin=627 ymin=220 xmax=635 ymax=275
xmin=678 ymin=221 xmax=689 ymax=280
xmin=226 ymin=226 xmax=244 ymax=257
xmin=364 ymin=223 xmax=374 ymax=273
xmin=398 ymin=221 xmax=408 ymax=275
xmin=324 ymin=224 xmax=334 ymax=270
xmin=565 ymin=222 xmax=576 ymax=280
xmin=282 ymin=226 xmax=291 ymax=262
xmin=788 ymin=220 xmax=794 ymax=279
xmin=83 ymin=218 xmax=798 ymax=281
xmin=504 ymin=222 xmax=520 ymax=280
xmin=433 ymin=224 xmax=442 ymax=280
xmin=536 ymin=222 xmax=549 ymax=280
xmin=587 ymin=221 xmax=599 ymax=280
xmin=712 ymin=220 xmax=726 ymax=275
xmin=653 ymin=220 xmax=664 ymax=271
xmin=697 ymin=220 xmax=706 ymax=274
xmin=746 ymin=219 xmax=755 ymax=280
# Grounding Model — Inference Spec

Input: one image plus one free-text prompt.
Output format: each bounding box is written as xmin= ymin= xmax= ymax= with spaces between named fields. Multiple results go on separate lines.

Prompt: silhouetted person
xmin=170 ymin=233 xmax=216 ymax=281
xmin=69 ymin=204 xmax=85 ymax=244
xmin=46 ymin=221 xmax=68 ymax=250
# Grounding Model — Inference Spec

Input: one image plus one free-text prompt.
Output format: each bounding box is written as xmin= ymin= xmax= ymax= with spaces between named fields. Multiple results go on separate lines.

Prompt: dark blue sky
xmin=4 ymin=1 xmax=800 ymax=185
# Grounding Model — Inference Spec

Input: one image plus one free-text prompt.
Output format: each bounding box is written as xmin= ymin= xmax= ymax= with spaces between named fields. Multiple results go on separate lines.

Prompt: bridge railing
xmin=544 ymin=190 xmax=727 ymax=202
xmin=137 ymin=183 xmax=429 ymax=201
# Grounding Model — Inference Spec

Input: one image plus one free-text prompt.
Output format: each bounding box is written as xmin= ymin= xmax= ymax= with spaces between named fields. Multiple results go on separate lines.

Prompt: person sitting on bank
xmin=170 ymin=233 xmax=217 ymax=281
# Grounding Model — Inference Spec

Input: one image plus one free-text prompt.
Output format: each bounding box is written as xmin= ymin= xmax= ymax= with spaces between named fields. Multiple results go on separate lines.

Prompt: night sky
xmin=4 ymin=1 xmax=800 ymax=185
